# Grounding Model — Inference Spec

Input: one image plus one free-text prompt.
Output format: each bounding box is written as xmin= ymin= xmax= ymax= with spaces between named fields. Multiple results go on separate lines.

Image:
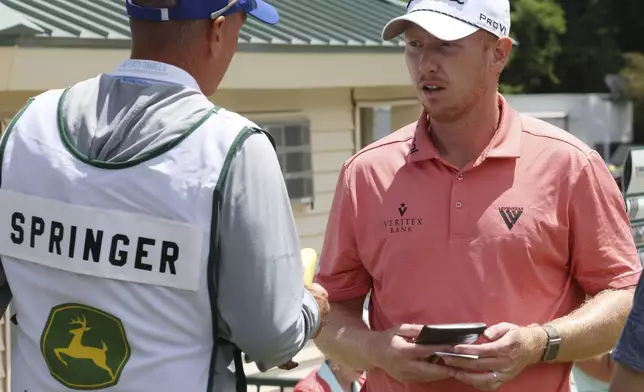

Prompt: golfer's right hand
xmin=372 ymin=324 xmax=456 ymax=383
xmin=307 ymin=283 xmax=330 ymax=338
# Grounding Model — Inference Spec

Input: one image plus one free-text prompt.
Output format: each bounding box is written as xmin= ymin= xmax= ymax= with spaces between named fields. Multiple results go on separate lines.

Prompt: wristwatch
xmin=540 ymin=324 xmax=562 ymax=361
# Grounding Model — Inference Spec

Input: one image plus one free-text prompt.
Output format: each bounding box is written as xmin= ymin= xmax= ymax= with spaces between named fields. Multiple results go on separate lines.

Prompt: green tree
xmin=621 ymin=53 xmax=644 ymax=98
xmin=548 ymin=0 xmax=623 ymax=93
xmin=500 ymin=0 xmax=566 ymax=94
xmin=603 ymin=0 xmax=644 ymax=54
xmin=620 ymin=53 xmax=644 ymax=143
xmin=546 ymin=0 xmax=644 ymax=142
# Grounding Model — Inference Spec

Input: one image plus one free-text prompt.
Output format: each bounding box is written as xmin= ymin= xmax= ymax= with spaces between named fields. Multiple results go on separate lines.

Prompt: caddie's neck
xmin=129 ymin=20 xmax=218 ymax=95
xmin=428 ymin=88 xmax=500 ymax=170
xmin=129 ymin=48 xmax=207 ymax=88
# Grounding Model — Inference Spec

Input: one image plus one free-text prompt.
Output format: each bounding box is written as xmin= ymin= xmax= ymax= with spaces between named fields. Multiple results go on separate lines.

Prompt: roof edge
xmin=0 ymin=36 xmax=405 ymax=53
xmin=379 ymin=0 xmax=407 ymax=8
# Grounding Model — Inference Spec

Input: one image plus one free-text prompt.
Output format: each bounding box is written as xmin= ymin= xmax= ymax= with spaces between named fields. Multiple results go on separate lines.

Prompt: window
xmin=357 ymin=101 xmax=422 ymax=149
xmin=360 ymin=106 xmax=392 ymax=147
xmin=260 ymin=120 xmax=314 ymax=204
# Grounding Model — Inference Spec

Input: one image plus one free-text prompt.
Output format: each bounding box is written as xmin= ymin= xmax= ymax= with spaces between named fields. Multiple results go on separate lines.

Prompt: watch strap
xmin=541 ymin=324 xmax=562 ymax=362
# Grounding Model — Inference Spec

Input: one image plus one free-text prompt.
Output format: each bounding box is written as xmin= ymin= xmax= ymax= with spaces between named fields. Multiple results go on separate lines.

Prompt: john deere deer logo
xmin=41 ymin=304 xmax=130 ymax=390
xmin=54 ymin=315 xmax=114 ymax=379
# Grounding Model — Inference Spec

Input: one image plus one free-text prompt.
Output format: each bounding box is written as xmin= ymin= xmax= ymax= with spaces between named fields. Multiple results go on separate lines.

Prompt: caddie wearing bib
xmin=0 ymin=1 xmax=329 ymax=391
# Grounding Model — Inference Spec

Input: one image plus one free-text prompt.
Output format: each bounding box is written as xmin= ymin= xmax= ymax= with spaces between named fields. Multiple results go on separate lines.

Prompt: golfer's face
xmin=403 ymin=25 xmax=491 ymax=120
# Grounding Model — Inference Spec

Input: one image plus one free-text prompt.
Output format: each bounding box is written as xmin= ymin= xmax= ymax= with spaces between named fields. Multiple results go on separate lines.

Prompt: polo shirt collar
xmin=408 ymin=94 xmax=522 ymax=163
xmin=110 ymin=59 xmax=201 ymax=91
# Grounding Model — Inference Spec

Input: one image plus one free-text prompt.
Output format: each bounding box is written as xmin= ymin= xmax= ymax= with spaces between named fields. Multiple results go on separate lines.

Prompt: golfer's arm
xmin=609 ymin=363 xmax=644 ymax=392
xmin=542 ymin=288 xmax=634 ymax=362
xmin=217 ymin=134 xmax=320 ymax=371
xmin=314 ymin=296 xmax=379 ymax=371
xmin=553 ymin=153 xmax=640 ymax=362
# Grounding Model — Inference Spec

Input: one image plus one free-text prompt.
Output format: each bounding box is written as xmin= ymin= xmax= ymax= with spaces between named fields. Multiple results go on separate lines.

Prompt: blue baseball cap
xmin=126 ymin=0 xmax=279 ymax=25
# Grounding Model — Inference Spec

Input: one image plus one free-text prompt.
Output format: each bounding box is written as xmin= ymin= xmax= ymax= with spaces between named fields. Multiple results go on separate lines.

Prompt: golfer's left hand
xmin=440 ymin=322 xmax=547 ymax=391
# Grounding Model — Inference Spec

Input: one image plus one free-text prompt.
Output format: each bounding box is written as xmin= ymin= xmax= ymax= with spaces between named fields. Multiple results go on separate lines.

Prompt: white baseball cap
xmin=382 ymin=0 xmax=516 ymax=43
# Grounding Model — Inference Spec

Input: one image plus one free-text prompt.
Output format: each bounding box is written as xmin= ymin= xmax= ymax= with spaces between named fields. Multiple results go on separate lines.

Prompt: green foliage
xmin=620 ymin=53 xmax=644 ymax=143
xmin=547 ymin=0 xmax=623 ymax=93
xmin=501 ymin=0 xmax=566 ymax=92
xmin=498 ymin=83 xmax=526 ymax=95
xmin=621 ymin=53 xmax=644 ymax=99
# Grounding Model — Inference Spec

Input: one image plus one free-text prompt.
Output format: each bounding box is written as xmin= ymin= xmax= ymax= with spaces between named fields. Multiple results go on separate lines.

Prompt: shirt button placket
xmin=451 ymin=172 xmax=466 ymax=237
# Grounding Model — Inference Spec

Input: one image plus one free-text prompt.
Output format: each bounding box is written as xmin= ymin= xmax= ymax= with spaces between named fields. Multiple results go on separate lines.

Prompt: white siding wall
xmin=213 ymin=88 xmax=356 ymax=254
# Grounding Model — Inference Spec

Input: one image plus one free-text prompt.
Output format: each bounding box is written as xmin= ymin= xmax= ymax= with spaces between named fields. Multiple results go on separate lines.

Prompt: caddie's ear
xmin=207 ymin=15 xmax=228 ymax=55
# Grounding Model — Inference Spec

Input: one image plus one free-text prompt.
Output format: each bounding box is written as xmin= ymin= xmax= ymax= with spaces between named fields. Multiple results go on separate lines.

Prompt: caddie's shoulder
xmin=22 ymin=76 xmax=103 ymax=117
xmin=213 ymin=107 xmax=262 ymax=131
xmin=5 ymin=89 xmax=67 ymax=131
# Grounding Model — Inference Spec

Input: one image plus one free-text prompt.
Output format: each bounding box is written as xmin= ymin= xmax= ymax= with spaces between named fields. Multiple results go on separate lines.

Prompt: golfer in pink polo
xmin=313 ymin=0 xmax=642 ymax=391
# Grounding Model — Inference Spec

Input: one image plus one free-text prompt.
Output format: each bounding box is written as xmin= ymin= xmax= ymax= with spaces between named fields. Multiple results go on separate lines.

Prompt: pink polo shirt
xmin=315 ymin=94 xmax=641 ymax=392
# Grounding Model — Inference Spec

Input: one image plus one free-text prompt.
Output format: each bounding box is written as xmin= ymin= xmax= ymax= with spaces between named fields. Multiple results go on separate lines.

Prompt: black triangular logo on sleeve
xmin=499 ymin=207 xmax=523 ymax=230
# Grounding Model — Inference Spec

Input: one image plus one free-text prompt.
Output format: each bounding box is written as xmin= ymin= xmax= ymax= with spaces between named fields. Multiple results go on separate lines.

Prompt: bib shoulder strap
xmin=206 ymin=126 xmax=273 ymax=392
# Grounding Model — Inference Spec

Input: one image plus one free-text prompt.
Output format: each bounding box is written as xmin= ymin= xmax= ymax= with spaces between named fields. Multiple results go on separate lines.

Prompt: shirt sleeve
xmin=613 ymin=273 xmax=644 ymax=371
xmin=216 ymin=132 xmax=320 ymax=371
xmin=569 ymin=151 xmax=642 ymax=295
xmin=314 ymin=163 xmax=372 ymax=302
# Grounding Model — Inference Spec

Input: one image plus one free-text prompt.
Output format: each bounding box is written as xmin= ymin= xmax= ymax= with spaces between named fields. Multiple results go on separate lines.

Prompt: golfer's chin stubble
xmin=424 ymin=87 xmax=490 ymax=123
xmin=417 ymin=94 xmax=465 ymax=123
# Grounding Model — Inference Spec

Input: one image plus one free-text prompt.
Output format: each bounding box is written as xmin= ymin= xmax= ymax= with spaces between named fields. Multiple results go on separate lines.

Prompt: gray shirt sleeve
xmin=216 ymin=131 xmax=320 ymax=372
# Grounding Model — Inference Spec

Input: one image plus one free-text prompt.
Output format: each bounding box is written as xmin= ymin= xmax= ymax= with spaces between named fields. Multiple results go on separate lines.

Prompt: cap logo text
xmin=480 ymin=13 xmax=508 ymax=35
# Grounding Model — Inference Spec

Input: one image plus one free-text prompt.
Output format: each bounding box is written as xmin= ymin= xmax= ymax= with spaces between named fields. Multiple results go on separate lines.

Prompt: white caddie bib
xmin=0 ymin=62 xmax=266 ymax=392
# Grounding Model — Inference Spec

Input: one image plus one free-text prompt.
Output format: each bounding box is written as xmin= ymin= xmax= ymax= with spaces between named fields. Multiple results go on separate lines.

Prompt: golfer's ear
xmin=491 ymin=36 xmax=512 ymax=72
